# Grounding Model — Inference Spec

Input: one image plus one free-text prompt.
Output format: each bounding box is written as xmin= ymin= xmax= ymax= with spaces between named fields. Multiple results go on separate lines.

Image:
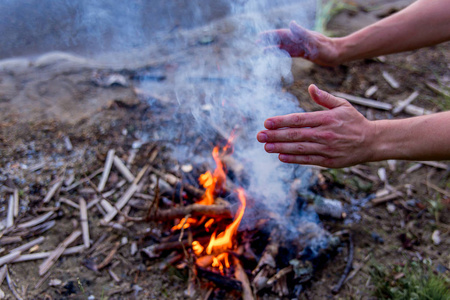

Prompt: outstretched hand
xmin=259 ymin=21 xmax=341 ymax=67
xmin=257 ymin=85 xmax=376 ymax=168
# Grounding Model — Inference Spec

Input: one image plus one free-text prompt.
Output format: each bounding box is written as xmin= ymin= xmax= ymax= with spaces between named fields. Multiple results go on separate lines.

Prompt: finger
xmin=288 ymin=21 xmax=319 ymax=59
xmin=262 ymin=45 xmax=284 ymax=55
xmin=278 ymin=154 xmax=335 ymax=168
xmin=257 ymin=29 xmax=287 ymax=45
xmin=257 ymin=128 xmax=316 ymax=143
xmin=264 ymin=142 xmax=325 ymax=156
xmin=264 ymin=111 xmax=327 ymax=129
xmin=308 ymin=84 xmax=348 ymax=110
xmin=289 ymin=21 xmax=309 ymax=41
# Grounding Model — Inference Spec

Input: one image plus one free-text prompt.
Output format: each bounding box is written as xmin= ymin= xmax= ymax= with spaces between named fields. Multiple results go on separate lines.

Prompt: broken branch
xmin=98 ymin=149 xmax=115 ymax=192
xmin=39 ymin=230 xmax=82 ymax=276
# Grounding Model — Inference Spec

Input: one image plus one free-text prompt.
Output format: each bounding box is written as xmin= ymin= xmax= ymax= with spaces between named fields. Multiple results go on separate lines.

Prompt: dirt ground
xmin=1 ymin=1 xmax=449 ymax=299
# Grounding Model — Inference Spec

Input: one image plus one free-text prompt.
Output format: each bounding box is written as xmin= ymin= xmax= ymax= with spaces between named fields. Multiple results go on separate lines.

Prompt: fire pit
xmin=136 ymin=132 xmax=351 ymax=299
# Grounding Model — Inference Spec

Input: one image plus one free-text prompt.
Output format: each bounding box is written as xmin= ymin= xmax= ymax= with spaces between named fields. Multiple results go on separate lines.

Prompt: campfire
xmin=139 ymin=132 xmax=352 ymax=299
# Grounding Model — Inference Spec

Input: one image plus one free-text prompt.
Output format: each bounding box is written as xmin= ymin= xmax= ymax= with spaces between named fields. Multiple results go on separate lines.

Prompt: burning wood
xmin=196 ymin=267 xmax=242 ymax=291
xmin=155 ymin=203 xmax=232 ymax=221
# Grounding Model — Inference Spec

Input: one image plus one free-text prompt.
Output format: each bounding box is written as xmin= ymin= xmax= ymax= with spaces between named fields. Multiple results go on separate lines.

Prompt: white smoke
xmin=157 ymin=0 xmax=316 ymax=216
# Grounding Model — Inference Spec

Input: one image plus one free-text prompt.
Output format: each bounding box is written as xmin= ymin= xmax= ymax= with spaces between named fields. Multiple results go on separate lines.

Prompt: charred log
xmin=154 ymin=203 xmax=233 ymax=221
xmin=196 ymin=267 xmax=242 ymax=292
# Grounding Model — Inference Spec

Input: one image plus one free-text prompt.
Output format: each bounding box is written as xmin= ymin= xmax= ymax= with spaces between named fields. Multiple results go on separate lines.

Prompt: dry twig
xmin=79 ymin=198 xmax=90 ymax=248
xmin=96 ymin=241 xmax=120 ymax=271
xmin=7 ymin=195 xmax=14 ymax=228
xmin=13 ymin=189 xmax=19 ymax=217
xmin=392 ymin=91 xmax=419 ymax=115
xmin=0 ymin=252 xmax=21 ymax=267
xmin=13 ymin=245 xmax=85 ymax=263
xmin=0 ymin=265 xmax=6 ymax=298
xmin=333 ymin=92 xmax=392 ymax=110
xmin=102 ymin=164 xmax=150 ymax=223
xmin=233 ymin=252 xmax=255 ymax=300
xmin=6 ymin=269 xmax=24 ymax=300
xmin=39 ymin=230 xmax=81 ymax=276
xmin=17 ymin=212 xmax=54 ymax=229
xmin=43 ymin=180 xmax=62 ymax=203
xmin=113 ymin=155 xmax=135 ymax=182
xmin=9 ymin=236 xmax=45 ymax=253
xmin=332 ymin=233 xmax=354 ymax=294
xmin=98 ymin=149 xmax=115 ymax=192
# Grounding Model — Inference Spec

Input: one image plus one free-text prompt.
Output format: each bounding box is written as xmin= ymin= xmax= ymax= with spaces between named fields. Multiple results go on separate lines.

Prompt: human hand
xmin=259 ymin=21 xmax=341 ymax=67
xmin=256 ymin=85 xmax=376 ymax=168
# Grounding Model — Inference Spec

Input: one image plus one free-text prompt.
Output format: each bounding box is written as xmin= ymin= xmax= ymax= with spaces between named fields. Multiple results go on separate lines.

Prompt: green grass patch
xmin=315 ymin=0 xmax=357 ymax=34
xmin=370 ymin=260 xmax=450 ymax=300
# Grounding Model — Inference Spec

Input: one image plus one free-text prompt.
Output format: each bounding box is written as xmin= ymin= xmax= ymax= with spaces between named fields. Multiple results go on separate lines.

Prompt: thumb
xmin=308 ymin=84 xmax=347 ymax=109
xmin=289 ymin=21 xmax=309 ymax=39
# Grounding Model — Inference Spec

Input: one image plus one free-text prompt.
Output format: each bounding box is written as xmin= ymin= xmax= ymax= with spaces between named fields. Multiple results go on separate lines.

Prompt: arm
xmin=256 ymin=85 xmax=450 ymax=168
xmin=261 ymin=0 xmax=450 ymax=66
xmin=335 ymin=0 xmax=450 ymax=63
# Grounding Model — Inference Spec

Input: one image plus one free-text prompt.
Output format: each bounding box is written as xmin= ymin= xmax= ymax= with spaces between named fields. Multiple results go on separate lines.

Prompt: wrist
xmin=331 ymin=37 xmax=348 ymax=65
xmin=368 ymin=119 xmax=410 ymax=162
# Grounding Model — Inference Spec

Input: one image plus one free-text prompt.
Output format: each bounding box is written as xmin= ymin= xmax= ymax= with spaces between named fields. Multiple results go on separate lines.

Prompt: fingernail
xmin=265 ymin=120 xmax=274 ymax=129
xmin=265 ymin=143 xmax=274 ymax=152
xmin=279 ymin=154 xmax=287 ymax=161
xmin=257 ymin=133 xmax=267 ymax=142
xmin=313 ymin=84 xmax=321 ymax=96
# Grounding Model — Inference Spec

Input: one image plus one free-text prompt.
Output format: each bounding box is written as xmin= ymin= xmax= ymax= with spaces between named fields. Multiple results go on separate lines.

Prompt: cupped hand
xmin=257 ymin=85 xmax=376 ymax=168
xmin=259 ymin=21 xmax=341 ymax=67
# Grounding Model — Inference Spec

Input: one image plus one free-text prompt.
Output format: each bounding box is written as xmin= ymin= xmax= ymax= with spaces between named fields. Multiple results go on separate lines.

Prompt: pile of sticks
xmin=0 ymin=144 xmax=352 ymax=299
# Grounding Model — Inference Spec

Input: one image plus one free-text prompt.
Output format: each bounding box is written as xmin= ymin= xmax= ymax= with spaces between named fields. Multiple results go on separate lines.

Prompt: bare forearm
xmin=335 ymin=0 xmax=450 ymax=63
xmin=369 ymin=111 xmax=450 ymax=162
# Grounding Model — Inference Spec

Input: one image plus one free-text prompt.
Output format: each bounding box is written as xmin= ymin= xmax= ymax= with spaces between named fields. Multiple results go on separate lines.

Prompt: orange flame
xmin=206 ymin=188 xmax=246 ymax=255
xmin=193 ymin=188 xmax=246 ymax=273
xmin=171 ymin=217 xmax=198 ymax=231
xmin=172 ymin=132 xmax=246 ymax=272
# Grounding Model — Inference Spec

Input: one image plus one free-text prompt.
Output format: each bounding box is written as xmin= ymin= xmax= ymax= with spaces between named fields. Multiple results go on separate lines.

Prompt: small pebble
xmin=49 ymin=279 xmax=62 ymax=286
xmin=181 ymin=164 xmax=193 ymax=173
xmin=387 ymin=203 xmax=396 ymax=213
xmin=387 ymin=160 xmax=396 ymax=171
xmin=377 ymin=167 xmax=387 ymax=182
xmin=371 ymin=232 xmax=384 ymax=244
xmin=131 ymin=242 xmax=138 ymax=256
xmin=431 ymin=230 xmax=441 ymax=245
